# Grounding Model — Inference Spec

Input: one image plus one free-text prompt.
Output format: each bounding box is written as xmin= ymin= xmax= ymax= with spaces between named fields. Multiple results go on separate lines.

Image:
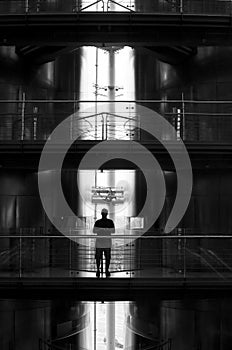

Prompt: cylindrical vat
xmin=135 ymin=47 xmax=232 ymax=143
xmin=161 ymin=299 xmax=232 ymax=350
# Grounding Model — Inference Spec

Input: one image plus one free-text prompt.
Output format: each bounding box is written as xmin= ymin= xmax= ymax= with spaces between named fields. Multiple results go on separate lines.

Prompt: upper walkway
xmin=0 ymin=1 xmax=232 ymax=45
xmin=0 ymin=99 xmax=232 ymax=168
xmin=2 ymin=0 xmax=232 ymax=15
xmin=1 ymin=99 xmax=232 ymax=144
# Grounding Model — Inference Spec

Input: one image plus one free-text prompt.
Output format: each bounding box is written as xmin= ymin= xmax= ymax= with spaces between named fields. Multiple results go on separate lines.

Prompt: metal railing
xmin=0 ymin=0 xmax=231 ymax=15
xmin=39 ymin=338 xmax=172 ymax=350
xmin=1 ymin=233 xmax=232 ymax=279
xmin=0 ymin=99 xmax=232 ymax=143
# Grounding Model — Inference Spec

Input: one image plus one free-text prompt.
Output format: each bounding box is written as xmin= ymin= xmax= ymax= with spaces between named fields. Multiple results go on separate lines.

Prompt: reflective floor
xmin=0 ymin=297 xmax=232 ymax=350
xmin=1 ymin=266 xmax=232 ymax=281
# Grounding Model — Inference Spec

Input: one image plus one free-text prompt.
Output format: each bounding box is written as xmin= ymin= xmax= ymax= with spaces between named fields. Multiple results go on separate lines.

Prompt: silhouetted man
xmin=93 ymin=208 xmax=115 ymax=277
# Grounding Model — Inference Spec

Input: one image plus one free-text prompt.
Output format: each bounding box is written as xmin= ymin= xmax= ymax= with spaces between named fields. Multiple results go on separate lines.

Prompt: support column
xmin=106 ymin=302 xmax=115 ymax=350
xmin=108 ymin=46 xmax=116 ymax=139
xmin=108 ymin=45 xmax=116 ymax=224
xmin=109 ymin=48 xmax=115 ymax=103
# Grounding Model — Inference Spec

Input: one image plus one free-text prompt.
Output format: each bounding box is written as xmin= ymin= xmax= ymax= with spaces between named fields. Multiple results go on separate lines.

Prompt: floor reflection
xmin=0 ymin=297 xmax=232 ymax=349
xmin=1 ymin=266 xmax=232 ymax=280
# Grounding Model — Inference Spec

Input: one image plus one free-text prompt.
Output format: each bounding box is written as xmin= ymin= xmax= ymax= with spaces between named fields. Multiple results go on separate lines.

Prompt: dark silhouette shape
xmin=93 ymin=208 xmax=115 ymax=277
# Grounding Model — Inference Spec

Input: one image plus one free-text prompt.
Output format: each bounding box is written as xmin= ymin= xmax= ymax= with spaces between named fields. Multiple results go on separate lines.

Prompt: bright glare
xmin=88 ymin=302 xmax=129 ymax=350
xmin=77 ymin=4 xmax=136 ymax=348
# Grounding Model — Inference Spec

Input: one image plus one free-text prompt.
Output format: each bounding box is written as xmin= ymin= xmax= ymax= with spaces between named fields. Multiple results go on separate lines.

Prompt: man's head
xmin=101 ymin=208 xmax=108 ymax=218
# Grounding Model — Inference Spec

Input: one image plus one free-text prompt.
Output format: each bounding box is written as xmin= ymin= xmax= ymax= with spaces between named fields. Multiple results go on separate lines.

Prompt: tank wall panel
xmin=161 ymin=299 xmax=232 ymax=350
xmin=135 ymin=47 xmax=232 ymax=143
xmin=162 ymin=170 xmax=232 ymax=233
xmin=0 ymin=47 xmax=80 ymax=141
xmin=0 ymin=300 xmax=51 ymax=350
xmin=0 ymin=299 xmax=89 ymax=350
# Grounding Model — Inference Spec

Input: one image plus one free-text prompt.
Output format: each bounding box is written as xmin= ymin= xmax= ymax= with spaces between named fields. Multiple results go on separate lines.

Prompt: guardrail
xmin=39 ymin=337 xmax=172 ymax=350
xmin=0 ymin=0 xmax=232 ymax=15
xmin=0 ymin=234 xmax=232 ymax=279
xmin=0 ymin=99 xmax=232 ymax=143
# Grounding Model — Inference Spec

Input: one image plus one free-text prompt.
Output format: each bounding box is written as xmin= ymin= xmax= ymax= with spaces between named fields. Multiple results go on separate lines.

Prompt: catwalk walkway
xmin=0 ymin=12 xmax=232 ymax=46
xmin=1 ymin=274 xmax=232 ymax=300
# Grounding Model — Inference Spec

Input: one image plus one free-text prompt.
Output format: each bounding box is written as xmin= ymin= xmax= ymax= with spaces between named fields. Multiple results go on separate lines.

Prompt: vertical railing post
xmin=70 ymin=114 xmax=73 ymax=141
xmin=138 ymin=237 xmax=141 ymax=271
xmin=36 ymin=0 xmax=40 ymax=13
xmin=33 ymin=106 xmax=38 ymax=140
xmin=33 ymin=117 xmax=37 ymax=140
xmin=183 ymin=234 xmax=186 ymax=279
xmin=181 ymin=92 xmax=185 ymax=140
xmin=101 ymin=114 xmax=104 ymax=140
xmin=21 ymin=92 xmax=26 ymax=141
xmin=137 ymin=112 xmax=141 ymax=141
xmin=19 ymin=236 xmax=22 ymax=278
xmin=177 ymin=228 xmax=182 ymax=275
xmin=180 ymin=0 xmax=183 ymax=14
xmin=25 ymin=0 xmax=29 ymax=13
xmin=69 ymin=232 xmax=72 ymax=277
xmin=105 ymin=114 xmax=108 ymax=140
xmin=75 ymin=0 xmax=80 ymax=12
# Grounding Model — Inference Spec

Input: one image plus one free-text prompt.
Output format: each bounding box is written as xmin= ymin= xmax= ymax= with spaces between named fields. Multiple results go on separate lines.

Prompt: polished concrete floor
xmin=0 ymin=266 xmax=231 ymax=280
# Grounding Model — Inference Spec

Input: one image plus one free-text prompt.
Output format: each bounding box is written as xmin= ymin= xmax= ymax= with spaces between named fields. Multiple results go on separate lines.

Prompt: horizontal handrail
xmin=0 ymin=0 xmax=232 ymax=15
xmin=0 ymin=235 xmax=232 ymax=239
xmin=0 ymin=232 xmax=231 ymax=279
xmin=0 ymin=99 xmax=232 ymax=103
xmin=0 ymin=98 xmax=226 ymax=143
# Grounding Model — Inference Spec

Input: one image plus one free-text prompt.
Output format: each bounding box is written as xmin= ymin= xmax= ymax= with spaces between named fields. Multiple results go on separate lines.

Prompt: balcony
xmin=1 ymin=233 xmax=232 ymax=299
xmin=0 ymin=1 xmax=232 ymax=45
xmin=0 ymin=99 xmax=232 ymax=144
xmin=0 ymin=0 xmax=231 ymax=15
xmin=0 ymin=99 xmax=231 ymax=168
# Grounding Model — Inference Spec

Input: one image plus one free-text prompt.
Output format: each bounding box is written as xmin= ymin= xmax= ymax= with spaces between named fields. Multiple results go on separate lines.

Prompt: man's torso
xmin=94 ymin=218 xmax=114 ymax=248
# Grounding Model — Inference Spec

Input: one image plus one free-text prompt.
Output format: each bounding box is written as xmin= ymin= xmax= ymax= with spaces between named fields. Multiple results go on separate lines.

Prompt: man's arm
xmin=93 ymin=221 xmax=100 ymax=234
xmin=93 ymin=227 xmax=102 ymax=234
xmin=109 ymin=220 xmax=115 ymax=234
